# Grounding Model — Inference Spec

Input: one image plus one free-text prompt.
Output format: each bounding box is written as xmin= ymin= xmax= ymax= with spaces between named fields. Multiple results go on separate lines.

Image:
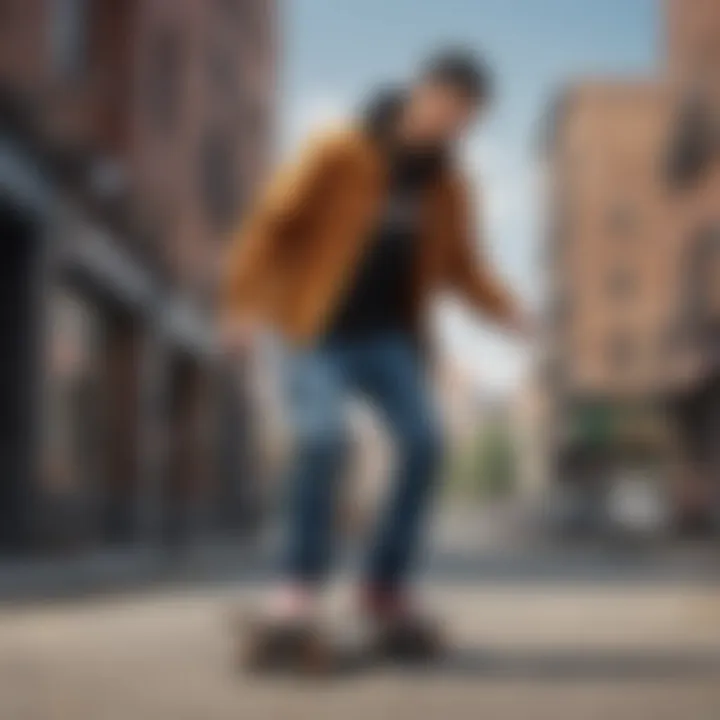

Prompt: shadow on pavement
xmin=400 ymin=647 xmax=720 ymax=681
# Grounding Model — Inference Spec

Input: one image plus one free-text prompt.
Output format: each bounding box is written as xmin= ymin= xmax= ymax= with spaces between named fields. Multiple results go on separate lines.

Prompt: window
xmin=242 ymin=99 xmax=268 ymax=136
xmin=43 ymin=289 xmax=102 ymax=497
xmin=48 ymin=0 xmax=88 ymax=79
xmin=216 ymin=0 xmax=244 ymax=23
xmin=200 ymin=130 xmax=241 ymax=232
xmin=662 ymin=323 xmax=687 ymax=355
xmin=545 ymin=356 xmax=567 ymax=393
xmin=145 ymin=28 xmax=183 ymax=134
xmin=550 ymin=290 xmax=572 ymax=328
xmin=0 ymin=1 xmax=16 ymax=27
xmin=607 ymin=267 xmax=637 ymax=300
xmin=208 ymin=45 xmax=238 ymax=98
xmin=608 ymin=333 xmax=636 ymax=372
xmin=606 ymin=202 xmax=638 ymax=237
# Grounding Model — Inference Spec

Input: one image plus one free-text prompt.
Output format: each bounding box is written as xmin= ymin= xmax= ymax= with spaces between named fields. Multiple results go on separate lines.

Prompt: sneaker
xmin=232 ymin=610 xmax=336 ymax=676
xmin=360 ymin=587 xmax=446 ymax=662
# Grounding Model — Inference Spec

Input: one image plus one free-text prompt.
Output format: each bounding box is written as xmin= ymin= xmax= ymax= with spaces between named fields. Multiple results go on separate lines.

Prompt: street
xmin=2 ymin=1 xmax=720 ymax=718
xmin=2 ymin=516 xmax=720 ymax=720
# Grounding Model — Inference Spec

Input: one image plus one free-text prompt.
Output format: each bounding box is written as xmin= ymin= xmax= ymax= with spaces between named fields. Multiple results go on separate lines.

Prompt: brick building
xmin=546 ymin=82 xmax=680 ymax=401
xmin=664 ymin=0 xmax=720 ymax=527
xmin=666 ymin=0 xmax=720 ymax=84
xmin=0 ymin=0 xmax=277 ymax=553
xmin=543 ymin=0 xmax=720 ymax=529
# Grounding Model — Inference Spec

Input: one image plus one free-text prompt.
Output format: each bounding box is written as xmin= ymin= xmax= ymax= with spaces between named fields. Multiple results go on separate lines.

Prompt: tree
xmin=474 ymin=423 xmax=517 ymax=499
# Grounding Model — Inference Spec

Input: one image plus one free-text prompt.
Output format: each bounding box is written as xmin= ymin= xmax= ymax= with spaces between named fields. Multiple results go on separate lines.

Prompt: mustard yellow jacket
xmin=223 ymin=125 xmax=517 ymax=346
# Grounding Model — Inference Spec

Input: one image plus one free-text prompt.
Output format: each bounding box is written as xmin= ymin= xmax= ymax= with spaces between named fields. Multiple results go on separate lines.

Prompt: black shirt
xmin=324 ymin=149 xmax=442 ymax=342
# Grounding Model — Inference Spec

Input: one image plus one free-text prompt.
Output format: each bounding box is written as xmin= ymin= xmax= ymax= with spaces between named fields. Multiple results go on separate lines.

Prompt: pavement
xmin=2 ymin=504 xmax=719 ymax=602
xmin=1 ymin=509 xmax=720 ymax=719
xmin=1 ymin=582 xmax=720 ymax=719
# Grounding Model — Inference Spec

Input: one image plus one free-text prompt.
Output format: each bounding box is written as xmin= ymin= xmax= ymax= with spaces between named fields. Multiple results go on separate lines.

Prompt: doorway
xmin=163 ymin=353 xmax=205 ymax=548
xmin=0 ymin=203 xmax=41 ymax=552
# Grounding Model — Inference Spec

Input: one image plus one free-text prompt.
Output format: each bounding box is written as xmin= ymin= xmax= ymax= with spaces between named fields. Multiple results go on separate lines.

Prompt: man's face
xmin=406 ymin=81 xmax=482 ymax=146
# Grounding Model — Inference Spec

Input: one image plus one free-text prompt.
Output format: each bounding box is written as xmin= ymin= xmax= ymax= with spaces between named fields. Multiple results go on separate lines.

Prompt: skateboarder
xmin=222 ymin=48 xmax=532 ymax=672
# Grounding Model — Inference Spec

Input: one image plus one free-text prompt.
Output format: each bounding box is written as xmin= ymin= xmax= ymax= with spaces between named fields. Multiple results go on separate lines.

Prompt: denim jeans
xmin=280 ymin=332 xmax=443 ymax=590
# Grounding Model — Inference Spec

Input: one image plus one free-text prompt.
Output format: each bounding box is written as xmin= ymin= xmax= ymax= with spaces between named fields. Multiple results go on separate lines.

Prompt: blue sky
xmin=279 ymin=0 xmax=660 ymax=392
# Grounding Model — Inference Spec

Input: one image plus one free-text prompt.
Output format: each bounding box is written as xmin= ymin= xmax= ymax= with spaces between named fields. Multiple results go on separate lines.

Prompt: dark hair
xmin=419 ymin=48 xmax=493 ymax=103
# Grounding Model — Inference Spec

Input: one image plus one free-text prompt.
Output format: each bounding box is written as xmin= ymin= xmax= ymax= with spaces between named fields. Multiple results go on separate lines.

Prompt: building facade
xmin=665 ymin=0 xmax=720 ymax=527
xmin=0 ymin=0 xmax=277 ymax=553
xmin=543 ymin=0 xmax=720 ymax=529
xmin=666 ymin=0 xmax=720 ymax=85
xmin=545 ymin=83 xmax=680 ymax=402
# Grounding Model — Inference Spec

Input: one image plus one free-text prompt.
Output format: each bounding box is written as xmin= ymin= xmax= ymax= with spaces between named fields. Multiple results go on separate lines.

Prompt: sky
xmin=278 ymin=0 xmax=660 ymax=393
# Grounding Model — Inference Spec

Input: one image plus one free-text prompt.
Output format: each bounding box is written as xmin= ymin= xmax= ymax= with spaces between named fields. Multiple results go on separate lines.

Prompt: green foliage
xmin=474 ymin=424 xmax=517 ymax=498
xmin=444 ymin=420 xmax=518 ymax=501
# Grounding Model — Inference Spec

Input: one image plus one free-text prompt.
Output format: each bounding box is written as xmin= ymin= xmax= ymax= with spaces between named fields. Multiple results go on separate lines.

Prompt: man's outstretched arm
xmin=445 ymin=178 xmax=529 ymax=335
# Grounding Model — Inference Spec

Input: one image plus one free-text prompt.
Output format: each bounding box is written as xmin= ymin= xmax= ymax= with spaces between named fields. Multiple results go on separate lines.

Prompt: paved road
xmin=2 ymin=579 xmax=720 ymax=718
xmin=2 ymin=508 xmax=720 ymax=718
xmin=2 ymin=505 xmax=719 ymax=601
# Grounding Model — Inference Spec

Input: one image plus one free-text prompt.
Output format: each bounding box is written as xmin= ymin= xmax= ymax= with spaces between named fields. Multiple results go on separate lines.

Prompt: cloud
xmin=462 ymin=131 xmax=534 ymax=236
xmin=281 ymin=94 xmax=350 ymax=153
xmin=444 ymin=131 xmax=538 ymax=392
xmin=432 ymin=298 xmax=530 ymax=395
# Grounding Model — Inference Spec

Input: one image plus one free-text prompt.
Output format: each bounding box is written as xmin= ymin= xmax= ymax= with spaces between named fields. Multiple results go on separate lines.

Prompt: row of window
xmin=44 ymin=1 xmax=257 ymax=236
xmin=551 ymin=267 xmax=639 ymax=324
xmin=142 ymin=9 xmax=258 ymax=233
xmin=48 ymin=0 xmax=88 ymax=80
xmin=570 ymin=325 xmax=687 ymax=377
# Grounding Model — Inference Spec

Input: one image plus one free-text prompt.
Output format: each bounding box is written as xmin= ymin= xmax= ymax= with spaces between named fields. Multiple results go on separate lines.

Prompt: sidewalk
xmin=2 ymin=580 xmax=720 ymax=719
xmin=3 ymin=505 xmax=720 ymax=604
xmin=0 ymin=537 xmax=274 ymax=604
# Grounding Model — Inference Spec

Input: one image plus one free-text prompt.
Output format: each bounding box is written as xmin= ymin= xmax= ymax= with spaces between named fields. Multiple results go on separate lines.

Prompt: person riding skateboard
xmin=222 ymin=48 xmax=532 ymax=673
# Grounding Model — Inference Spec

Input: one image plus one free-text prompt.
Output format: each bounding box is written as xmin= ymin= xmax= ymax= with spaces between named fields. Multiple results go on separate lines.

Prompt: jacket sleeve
xmin=445 ymin=177 xmax=519 ymax=326
xmin=221 ymin=132 xmax=343 ymax=320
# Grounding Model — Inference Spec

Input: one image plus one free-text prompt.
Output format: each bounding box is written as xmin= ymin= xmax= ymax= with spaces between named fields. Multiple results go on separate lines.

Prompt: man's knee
xmin=399 ymin=417 xmax=444 ymax=472
xmin=296 ymin=420 xmax=349 ymax=466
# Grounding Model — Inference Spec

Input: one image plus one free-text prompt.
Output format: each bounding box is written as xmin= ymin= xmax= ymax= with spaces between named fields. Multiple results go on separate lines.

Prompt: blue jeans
xmin=281 ymin=333 xmax=443 ymax=590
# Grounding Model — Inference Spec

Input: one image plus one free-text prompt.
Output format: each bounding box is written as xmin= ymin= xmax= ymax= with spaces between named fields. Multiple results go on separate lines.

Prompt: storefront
xmin=0 ymin=136 xmax=156 ymax=553
xmin=0 ymin=134 xmax=255 ymax=558
xmin=0 ymin=137 xmax=50 ymax=552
